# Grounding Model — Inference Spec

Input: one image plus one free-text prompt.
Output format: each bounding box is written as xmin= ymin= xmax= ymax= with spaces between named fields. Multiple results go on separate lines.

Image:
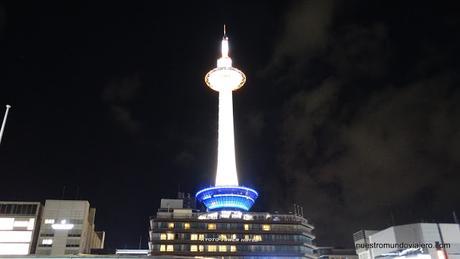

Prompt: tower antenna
xmin=0 ymin=105 xmax=12 ymax=145
xmin=223 ymin=24 xmax=227 ymax=38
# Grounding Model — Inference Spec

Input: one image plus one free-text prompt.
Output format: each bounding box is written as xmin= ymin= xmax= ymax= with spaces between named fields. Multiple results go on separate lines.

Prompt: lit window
xmin=219 ymin=234 xmax=227 ymax=241
xmin=44 ymin=219 xmax=55 ymax=224
xmin=199 ymin=234 xmax=205 ymax=241
xmin=191 ymin=234 xmax=198 ymax=240
xmin=13 ymin=220 xmax=29 ymax=228
xmin=42 ymin=239 xmax=53 ymax=245
xmin=190 ymin=245 xmax=198 ymax=252
xmin=168 ymin=223 xmax=174 ymax=229
xmin=219 ymin=245 xmax=227 ymax=252
xmin=244 ymin=224 xmax=249 ymax=231
xmin=160 ymin=234 xmax=166 ymax=240
xmin=262 ymin=224 xmax=271 ymax=231
xmin=207 ymin=223 xmax=216 ymax=230
xmin=0 ymin=230 xmax=32 ymax=242
xmin=0 ymin=218 xmax=14 ymax=230
xmin=160 ymin=245 xmax=166 ymax=252
xmin=184 ymin=223 xmax=190 ymax=230
xmin=166 ymin=245 xmax=174 ymax=252
xmin=167 ymin=233 xmax=175 ymax=240
xmin=254 ymin=235 xmax=262 ymax=241
xmin=230 ymin=245 xmax=237 ymax=252
xmin=199 ymin=245 xmax=204 ymax=252
xmin=208 ymin=245 xmax=217 ymax=252
xmin=243 ymin=214 xmax=254 ymax=220
xmin=244 ymin=235 xmax=250 ymax=240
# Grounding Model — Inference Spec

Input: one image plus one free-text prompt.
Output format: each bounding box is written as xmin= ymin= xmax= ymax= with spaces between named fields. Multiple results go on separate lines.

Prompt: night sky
xmin=1 ymin=0 xmax=460 ymax=250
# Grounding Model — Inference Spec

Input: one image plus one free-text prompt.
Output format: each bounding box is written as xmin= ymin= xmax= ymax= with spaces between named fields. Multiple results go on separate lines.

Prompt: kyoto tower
xmin=196 ymin=27 xmax=258 ymax=211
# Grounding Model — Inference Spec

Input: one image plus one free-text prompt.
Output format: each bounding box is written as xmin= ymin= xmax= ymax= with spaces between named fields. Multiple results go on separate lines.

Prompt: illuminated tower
xmin=196 ymin=28 xmax=258 ymax=211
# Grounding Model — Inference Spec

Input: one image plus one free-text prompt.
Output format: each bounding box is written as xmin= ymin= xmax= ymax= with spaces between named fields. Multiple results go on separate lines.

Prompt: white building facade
xmin=0 ymin=202 xmax=42 ymax=255
xmin=35 ymin=200 xmax=104 ymax=256
xmin=354 ymin=223 xmax=460 ymax=259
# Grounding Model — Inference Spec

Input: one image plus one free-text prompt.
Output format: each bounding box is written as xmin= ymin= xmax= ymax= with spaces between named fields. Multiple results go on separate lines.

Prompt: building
xmin=353 ymin=230 xmax=378 ymax=259
xmin=0 ymin=201 xmax=42 ymax=255
xmin=149 ymin=29 xmax=316 ymax=258
xmin=0 ymin=255 xmax=150 ymax=259
xmin=316 ymin=247 xmax=358 ymax=259
xmin=35 ymin=200 xmax=105 ymax=256
xmin=353 ymin=223 xmax=460 ymax=259
xmin=149 ymin=198 xmax=316 ymax=258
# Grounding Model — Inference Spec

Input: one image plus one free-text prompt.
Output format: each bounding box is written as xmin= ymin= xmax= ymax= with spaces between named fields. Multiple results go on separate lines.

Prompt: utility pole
xmin=0 ymin=105 xmax=11 ymax=145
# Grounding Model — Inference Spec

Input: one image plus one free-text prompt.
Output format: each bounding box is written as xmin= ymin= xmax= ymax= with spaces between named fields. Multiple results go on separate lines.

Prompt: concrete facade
xmin=354 ymin=223 xmax=460 ymax=259
xmin=149 ymin=199 xmax=316 ymax=258
xmin=0 ymin=202 xmax=42 ymax=255
xmin=34 ymin=200 xmax=104 ymax=256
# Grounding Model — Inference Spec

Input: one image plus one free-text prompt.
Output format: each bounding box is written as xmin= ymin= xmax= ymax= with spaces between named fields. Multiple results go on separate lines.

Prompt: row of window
xmin=159 ymin=244 xmax=237 ymax=252
xmin=153 ymin=244 xmax=314 ymax=253
xmin=161 ymin=222 xmax=272 ymax=231
xmin=38 ymin=244 xmax=80 ymax=248
xmin=159 ymin=233 xmax=263 ymax=242
xmin=153 ymin=222 xmax=313 ymax=234
xmin=0 ymin=204 xmax=38 ymax=216
xmin=36 ymin=248 xmax=79 ymax=255
xmin=44 ymin=218 xmax=83 ymax=224
xmin=39 ymin=238 xmax=81 ymax=248
xmin=40 ymin=232 xmax=81 ymax=237
xmin=152 ymin=233 xmax=313 ymax=243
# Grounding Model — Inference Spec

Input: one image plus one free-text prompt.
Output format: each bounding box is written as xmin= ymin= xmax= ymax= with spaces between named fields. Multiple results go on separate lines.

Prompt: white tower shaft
xmin=205 ymin=29 xmax=246 ymax=187
xmin=215 ymin=89 xmax=239 ymax=186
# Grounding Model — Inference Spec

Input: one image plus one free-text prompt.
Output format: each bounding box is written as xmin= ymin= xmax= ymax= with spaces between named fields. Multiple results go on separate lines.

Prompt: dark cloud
xmin=274 ymin=0 xmax=335 ymax=59
xmin=328 ymin=23 xmax=389 ymax=80
xmin=244 ymin=111 xmax=266 ymax=137
xmin=174 ymin=150 xmax=196 ymax=168
xmin=102 ymin=74 xmax=142 ymax=134
xmin=281 ymin=73 xmax=460 ymax=246
xmin=263 ymin=0 xmax=460 ymax=247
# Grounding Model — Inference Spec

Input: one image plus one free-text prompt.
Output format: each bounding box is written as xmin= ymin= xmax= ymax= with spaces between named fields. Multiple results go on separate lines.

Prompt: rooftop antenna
xmin=223 ymin=24 xmax=227 ymax=38
xmin=75 ymin=185 xmax=80 ymax=200
xmin=0 ymin=105 xmax=12 ymax=145
xmin=389 ymin=209 xmax=396 ymax=226
xmin=61 ymin=185 xmax=66 ymax=199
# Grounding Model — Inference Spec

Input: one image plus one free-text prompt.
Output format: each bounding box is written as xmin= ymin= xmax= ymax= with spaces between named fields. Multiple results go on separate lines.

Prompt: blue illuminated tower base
xmin=196 ymin=186 xmax=258 ymax=211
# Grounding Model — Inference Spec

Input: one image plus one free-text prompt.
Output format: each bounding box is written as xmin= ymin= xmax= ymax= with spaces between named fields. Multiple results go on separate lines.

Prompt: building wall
xmin=355 ymin=223 xmax=460 ymax=259
xmin=0 ymin=202 xmax=42 ymax=255
xmin=419 ymin=223 xmax=460 ymax=259
xmin=353 ymin=230 xmax=377 ymax=259
xmin=0 ymin=256 xmax=150 ymax=259
xmin=35 ymin=200 xmax=104 ymax=256
xmin=368 ymin=226 xmax=397 ymax=257
xmin=149 ymin=209 xmax=316 ymax=258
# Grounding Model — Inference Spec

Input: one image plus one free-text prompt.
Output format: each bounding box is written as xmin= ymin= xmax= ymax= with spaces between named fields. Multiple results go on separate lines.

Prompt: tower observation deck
xmin=196 ymin=27 xmax=258 ymax=211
